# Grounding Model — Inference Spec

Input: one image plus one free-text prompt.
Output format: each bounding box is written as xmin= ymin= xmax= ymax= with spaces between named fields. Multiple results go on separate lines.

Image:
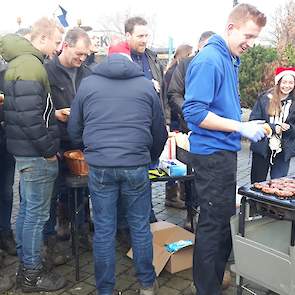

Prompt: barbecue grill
xmin=231 ymin=182 xmax=295 ymax=295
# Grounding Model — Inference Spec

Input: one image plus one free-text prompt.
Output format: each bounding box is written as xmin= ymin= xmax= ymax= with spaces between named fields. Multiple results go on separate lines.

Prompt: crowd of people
xmin=1 ymin=2 xmax=295 ymax=295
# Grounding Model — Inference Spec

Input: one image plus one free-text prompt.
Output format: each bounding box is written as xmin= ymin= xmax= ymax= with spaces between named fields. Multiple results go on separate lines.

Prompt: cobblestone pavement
xmin=2 ymin=141 xmax=293 ymax=295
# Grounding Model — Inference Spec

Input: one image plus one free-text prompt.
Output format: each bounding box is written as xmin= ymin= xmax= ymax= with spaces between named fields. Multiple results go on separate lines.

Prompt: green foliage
xmin=280 ymin=43 xmax=295 ymax=65
xmin=239 ymin=45 xmax=277 ymax=108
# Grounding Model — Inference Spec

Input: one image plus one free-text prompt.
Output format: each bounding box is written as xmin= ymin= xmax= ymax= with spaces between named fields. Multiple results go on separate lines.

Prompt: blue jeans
xmin=15 ymin=156 xmax=58 ymax=269
xmin=89 ymin=165 xmax=156 ymax=295
xmin=0 ymin=148 xmax=15 ymax=233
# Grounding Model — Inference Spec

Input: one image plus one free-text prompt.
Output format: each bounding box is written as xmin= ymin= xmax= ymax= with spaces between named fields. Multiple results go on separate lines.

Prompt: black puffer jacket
xmin=0 ymin=34 xmax=59 ymax=158
xmin=45 ymin=56 xmax=92 ymax=146
xmin=0 ymin=63 xmax=7 ymax=150
xmin=0 ymin=105 xmax=5 ymax=151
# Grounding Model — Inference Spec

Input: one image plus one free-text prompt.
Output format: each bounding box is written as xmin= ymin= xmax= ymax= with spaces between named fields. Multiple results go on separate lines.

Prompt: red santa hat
xmin=108 ymin=41 xmax=130 ymax=56
xmin=275 ymin=67 xmax=295 ymax=85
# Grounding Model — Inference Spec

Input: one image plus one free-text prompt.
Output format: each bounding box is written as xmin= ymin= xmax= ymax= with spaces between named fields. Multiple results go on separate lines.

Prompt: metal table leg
xmin=239 ymin=197 xmax=246 ymax=237
xmin=291 ymin=221 xmax=295 ymax=247
xmin=236 ymin=275 xmax=244 ymax=295
xmin=74 ymin=188 xmax=79 ymax=281
xmin=237 ymin=196 xmax=247 ymax=294
xmin=69 ymin=190 xmax=75 ymax=257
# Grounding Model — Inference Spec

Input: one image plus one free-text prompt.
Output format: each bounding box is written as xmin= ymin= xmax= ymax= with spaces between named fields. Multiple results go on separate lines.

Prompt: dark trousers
xmin=251 ymin=151 xmax=290 ymax=184
xmin=0 ymin=147 xmax=15 ymax=233
xmin=190 ymin=150 xmax=237 ymax=295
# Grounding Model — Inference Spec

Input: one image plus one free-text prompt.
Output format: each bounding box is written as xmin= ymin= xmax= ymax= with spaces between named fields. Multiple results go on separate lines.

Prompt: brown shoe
xmin=222 ymin=270 xmax=231 ymax=290
xmin=165 ymin=182 xmax=186 ymax=209
xmin=183 ymin=207 xmax=199 ymax=232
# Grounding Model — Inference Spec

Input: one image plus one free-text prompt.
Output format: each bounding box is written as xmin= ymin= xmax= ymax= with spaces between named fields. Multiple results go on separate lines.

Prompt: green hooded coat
xmin=0 ymin=34 xmax=59 ymax=157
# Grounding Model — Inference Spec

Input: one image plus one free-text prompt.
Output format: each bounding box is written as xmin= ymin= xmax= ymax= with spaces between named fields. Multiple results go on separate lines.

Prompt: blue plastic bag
xmin=165 ymin=240 xmax=193 ymax=253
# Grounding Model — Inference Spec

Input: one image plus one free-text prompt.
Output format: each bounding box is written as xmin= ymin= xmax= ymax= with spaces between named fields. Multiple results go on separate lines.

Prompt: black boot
xmin=165 ymin=182 xmax=186 ymax=209
xmin=0 ymin=230 xmax=17 ymax=256
xmin=183 ymin=207 xmax=199 ymax=232
xmin=21 ymin=267 xmax=66 ymax=293
xmin=43 ymin=235 xmax=69 ymax=269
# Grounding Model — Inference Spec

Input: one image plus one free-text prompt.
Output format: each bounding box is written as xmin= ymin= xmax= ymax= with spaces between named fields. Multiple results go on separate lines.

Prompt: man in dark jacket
xmin=44 ymin=28 xmax=92 ymax=260
xmin=167 ymin=31 xmax=215 ymax=134
xmin=0 ymin=18 xmax=66 ymax=292
xmin=125 ymin=16 xmax=169 ymax=124
xmin=68 ymin=42 xmax=167 ymax=295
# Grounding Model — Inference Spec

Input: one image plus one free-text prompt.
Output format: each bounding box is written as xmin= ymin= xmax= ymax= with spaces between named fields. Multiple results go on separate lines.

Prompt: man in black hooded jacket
xmin=43 ymin=28 xmax=92 ymax=261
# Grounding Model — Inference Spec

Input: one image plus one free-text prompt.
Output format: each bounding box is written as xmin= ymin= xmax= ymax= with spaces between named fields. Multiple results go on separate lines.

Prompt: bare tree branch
xmin=269 ymin=0 xmax=295 ymax=50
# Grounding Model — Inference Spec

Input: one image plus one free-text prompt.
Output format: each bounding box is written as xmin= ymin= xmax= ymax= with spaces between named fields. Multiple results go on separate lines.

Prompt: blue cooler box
xmin=160 ymin=159 xmax=187 ymax=176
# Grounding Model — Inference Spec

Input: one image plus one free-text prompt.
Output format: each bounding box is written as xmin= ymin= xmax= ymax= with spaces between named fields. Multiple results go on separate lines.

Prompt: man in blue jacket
xmin=68 ymin=42 xmax=167 ymax=295
xmin=183 ymin=4 xmax=267 ymax=295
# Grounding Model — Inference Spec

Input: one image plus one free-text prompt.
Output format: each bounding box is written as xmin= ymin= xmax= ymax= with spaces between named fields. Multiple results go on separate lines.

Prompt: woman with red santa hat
xmin=250 ymin=67 xmax=295 ymax=183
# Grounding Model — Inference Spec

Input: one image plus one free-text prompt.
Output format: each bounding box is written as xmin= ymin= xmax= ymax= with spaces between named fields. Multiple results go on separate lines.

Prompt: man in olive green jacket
xmin=0 ymin=17 xmax=66 ymax=293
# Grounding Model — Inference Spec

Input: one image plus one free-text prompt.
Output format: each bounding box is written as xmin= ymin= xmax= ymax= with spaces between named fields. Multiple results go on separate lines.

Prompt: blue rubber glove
xmin=237 ymin=121 xmax=265 ymax=142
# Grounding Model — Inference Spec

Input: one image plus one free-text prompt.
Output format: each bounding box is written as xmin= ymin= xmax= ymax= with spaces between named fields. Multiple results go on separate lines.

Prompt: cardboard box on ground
xmin=127 ymin=221 xmax=195 ymax=276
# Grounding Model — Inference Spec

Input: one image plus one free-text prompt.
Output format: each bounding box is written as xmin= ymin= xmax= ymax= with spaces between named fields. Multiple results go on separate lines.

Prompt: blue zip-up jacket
xmin=182 ymin=34 xmax=241 ymax=155
xmin=67 ymin=54 xmax=168 ymax=167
